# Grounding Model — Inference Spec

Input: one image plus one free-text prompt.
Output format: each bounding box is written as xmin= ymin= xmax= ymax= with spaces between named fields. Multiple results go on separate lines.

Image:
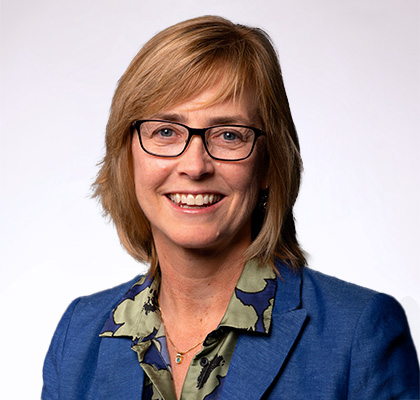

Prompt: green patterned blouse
xmin=100 ymin=260 xmax=277 ymax=399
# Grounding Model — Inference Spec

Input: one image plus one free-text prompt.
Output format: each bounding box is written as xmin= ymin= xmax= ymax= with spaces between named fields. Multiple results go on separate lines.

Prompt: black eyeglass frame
xmin=131 ymin=119 xmax=265 ymax=162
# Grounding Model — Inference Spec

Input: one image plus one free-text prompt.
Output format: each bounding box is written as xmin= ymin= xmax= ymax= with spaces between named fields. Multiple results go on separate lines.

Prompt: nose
xmin=176 ymin=136 xmax=214 ymax=179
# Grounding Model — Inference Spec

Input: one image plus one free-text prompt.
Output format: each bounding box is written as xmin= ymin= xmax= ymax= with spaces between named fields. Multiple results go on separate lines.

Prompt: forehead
xmin=137 ymin=63 xmax=260 ymax=119
xmin=147 ymin=83 xmax=259 ymax=125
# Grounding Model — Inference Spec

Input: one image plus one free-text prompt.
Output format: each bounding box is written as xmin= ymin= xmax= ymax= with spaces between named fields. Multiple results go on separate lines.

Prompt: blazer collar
xmin=221 ymin=261 xmax=307 ymax=399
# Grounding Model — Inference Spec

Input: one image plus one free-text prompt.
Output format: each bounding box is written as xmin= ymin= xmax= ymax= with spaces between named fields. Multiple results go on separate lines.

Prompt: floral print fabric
xmin=100 ymin=260 xmax=277 ymax=399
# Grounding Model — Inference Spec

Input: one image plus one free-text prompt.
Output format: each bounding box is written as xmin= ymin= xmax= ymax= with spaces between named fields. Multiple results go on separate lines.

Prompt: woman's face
xmin=131 ymin=85 xmax=267 ymax=256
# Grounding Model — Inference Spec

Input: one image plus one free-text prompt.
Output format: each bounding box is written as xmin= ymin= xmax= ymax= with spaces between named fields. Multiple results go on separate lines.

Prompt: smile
xmin=167 ymin=193 xmax=223 ymax=208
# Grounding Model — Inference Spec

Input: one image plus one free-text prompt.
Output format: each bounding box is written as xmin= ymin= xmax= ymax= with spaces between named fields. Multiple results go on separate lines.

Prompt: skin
xmin=132 ymin=84 xmax=267 ymax=398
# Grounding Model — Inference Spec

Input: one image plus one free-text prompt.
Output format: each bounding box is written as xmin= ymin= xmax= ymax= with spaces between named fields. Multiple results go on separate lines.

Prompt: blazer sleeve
xmin=41 ymin=298 xmax=81 ymax=400
xmin=347 ymin=293 xmax=419 ymax=399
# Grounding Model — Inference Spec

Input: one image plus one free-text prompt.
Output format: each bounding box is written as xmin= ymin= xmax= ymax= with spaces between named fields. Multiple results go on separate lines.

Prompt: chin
xmin=169 ymin=230 xmax=225 ymax=249
xmin=176 ymin=237 xmax=220 ymax=250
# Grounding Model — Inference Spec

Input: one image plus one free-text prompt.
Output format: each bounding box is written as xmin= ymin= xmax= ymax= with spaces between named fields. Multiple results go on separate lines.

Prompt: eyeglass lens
xmin=138 ymin=120 xmax=257 ymax=160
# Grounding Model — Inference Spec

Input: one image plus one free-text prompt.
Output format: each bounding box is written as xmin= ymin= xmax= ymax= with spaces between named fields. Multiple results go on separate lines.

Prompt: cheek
xmin=132 ymin=148 xmax=159 ymax=208
xmin=134 ymin=159 xmax=166 ymax=190
xmin=226 ymin=160 xmax=264 ymax=203
xmin=132 ymin=141 xmax=170 ymax=191
xmin=132 ymin=162 xmax=162 ymax=223
xmin=239 ymin=151 xmax=267 ymax=192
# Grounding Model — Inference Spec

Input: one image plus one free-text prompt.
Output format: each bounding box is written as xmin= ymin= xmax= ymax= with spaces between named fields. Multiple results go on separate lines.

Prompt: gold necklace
xmin=158 ymin=305 xmax=205 ymax=364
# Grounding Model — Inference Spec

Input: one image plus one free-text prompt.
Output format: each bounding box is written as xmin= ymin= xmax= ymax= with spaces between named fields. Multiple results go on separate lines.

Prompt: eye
xmin=222 ymin=131 xmax=237 ymax=141
xmin=156 ymin=128 xmax=175 ymax=137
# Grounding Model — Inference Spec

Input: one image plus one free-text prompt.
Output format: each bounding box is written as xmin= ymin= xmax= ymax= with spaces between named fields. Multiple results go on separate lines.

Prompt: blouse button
xmin=200 ymin=357 xmax=209 ymax=367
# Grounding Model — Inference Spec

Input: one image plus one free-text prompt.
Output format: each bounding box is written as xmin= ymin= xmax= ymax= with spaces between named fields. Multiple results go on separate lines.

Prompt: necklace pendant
xmin=175 ymin=353 xmax=183 ymax=364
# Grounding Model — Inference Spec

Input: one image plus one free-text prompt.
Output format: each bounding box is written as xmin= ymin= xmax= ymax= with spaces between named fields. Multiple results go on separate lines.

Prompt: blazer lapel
xmin=97 ymin=336 xmax=144 ymax=399
xmin=221 ymin=265 xmax=307 ymax=399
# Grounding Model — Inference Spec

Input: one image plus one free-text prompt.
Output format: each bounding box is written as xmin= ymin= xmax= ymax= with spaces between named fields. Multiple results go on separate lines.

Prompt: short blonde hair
xmin=93 ymin=15 xmax=306 ymax=274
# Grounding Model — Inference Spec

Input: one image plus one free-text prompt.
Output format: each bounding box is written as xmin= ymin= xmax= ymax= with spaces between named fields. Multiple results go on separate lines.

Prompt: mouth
xmin=167 ymin=193 xmax=223 ymax=208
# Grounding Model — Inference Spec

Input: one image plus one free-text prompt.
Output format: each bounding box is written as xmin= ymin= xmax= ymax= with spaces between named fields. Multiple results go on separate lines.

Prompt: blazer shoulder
xmin=270 ymin=266 xmax=419 ymax=398
xmin=72 ymin=274 xmax=144 ymax=315
xmin=42 ymin=274 xmax=144 ymax=399
xmin=298 ymin=267 xmax=413 ymax=332
xmin=46 ymin=274 xmax=143 ymax=347
xmin=301 ymin=267 xmax=380 ymax=308
xmin=47 ymin=274 xmax=143 ymax=360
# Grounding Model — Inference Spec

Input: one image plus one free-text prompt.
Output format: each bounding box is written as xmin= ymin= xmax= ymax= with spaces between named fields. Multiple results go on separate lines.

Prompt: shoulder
xmin=46 ymin=273 xmax=143 ymax=344
xmin=42 ymin=275 xmax=144 ymax=399
xmin=275 ymin=261 xmax=416 ymax=354
xmin=301 ymin=266 xmax=378 ymax=306
xmin=272 ymin=263 xmax=419 ymax=397
xmin=298 ymin=266 xmax=410 ymax=329
xmin=66 ymin=274 xmax=143 ymax=320
xmin=55 ymin=274 xmax=145 ymax=342
xmin=300 ymin=268 xmax=419 ymax=397
xmin=275 ymin=260 xmax=385 ymax=315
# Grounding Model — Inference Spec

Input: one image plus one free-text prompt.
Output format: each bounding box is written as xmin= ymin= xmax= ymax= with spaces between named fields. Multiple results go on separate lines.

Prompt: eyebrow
xmin=151 ymin=113 xmax=254 ymax=127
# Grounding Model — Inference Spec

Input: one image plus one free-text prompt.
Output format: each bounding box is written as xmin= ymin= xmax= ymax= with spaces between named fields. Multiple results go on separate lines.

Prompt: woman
xmin=42 ymin=16 xmax=419 ymax=399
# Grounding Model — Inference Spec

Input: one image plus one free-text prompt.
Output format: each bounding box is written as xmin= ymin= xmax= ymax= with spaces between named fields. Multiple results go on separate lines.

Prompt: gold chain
xmin=158 ymin=305 xmax=205 ymax=364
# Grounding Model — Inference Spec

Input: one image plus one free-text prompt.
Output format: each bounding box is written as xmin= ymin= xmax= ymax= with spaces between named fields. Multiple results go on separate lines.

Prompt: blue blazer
xmin=42 ymin=263 xmax=419 ymax=399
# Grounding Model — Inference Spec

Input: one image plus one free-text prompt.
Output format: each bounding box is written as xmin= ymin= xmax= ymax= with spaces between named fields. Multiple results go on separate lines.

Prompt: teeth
xmin=168 ymin=193 xmax=221 ymax=207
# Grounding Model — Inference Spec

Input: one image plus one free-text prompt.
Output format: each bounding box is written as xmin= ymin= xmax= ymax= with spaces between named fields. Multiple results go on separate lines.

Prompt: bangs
xmin=160 ymin=63 xmax=255 ymax=112
xmin=126 ymin=24 xmax=260 ymax=119
xmin=137 ymin=61 xmax=257 ymax=119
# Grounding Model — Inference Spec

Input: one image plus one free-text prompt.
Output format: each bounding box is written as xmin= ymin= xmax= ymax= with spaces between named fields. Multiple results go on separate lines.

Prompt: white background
xmin=1 ymin=0 xmax=419 ymax=397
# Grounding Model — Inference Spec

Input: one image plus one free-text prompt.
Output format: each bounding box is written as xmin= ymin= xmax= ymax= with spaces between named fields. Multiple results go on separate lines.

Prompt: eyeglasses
xmin=131 ymin=120 xmax=265 ymax=161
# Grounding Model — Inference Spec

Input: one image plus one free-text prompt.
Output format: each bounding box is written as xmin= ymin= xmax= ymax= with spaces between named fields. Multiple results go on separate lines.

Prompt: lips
xmin=167 ymin=193 xmax=223 ymax=207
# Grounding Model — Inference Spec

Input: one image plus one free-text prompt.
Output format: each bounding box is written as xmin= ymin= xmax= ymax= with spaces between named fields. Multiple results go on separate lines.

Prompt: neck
xmin=156 ymin=238 xmax=248 ymax=325
xmin=160 ymin=249 xmax=244 ymax=313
